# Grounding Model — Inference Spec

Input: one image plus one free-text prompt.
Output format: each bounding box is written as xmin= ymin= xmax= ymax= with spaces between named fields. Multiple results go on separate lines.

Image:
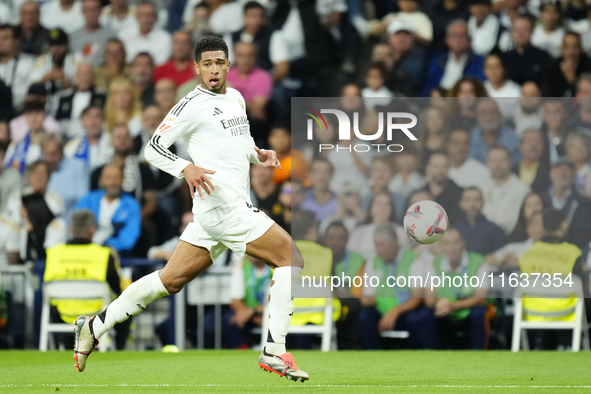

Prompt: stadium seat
xmin=260 ymin=296 xmax=338 ymax=352
xmin=39 ymin=280 xmax=112 ymax=352
xmin=511 ymin=275 xmax=590 ymax=352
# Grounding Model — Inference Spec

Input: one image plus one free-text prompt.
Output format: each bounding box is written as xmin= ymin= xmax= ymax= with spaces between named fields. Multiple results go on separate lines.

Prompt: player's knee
xmin=160 ymin=277 xmax=185 ymax=295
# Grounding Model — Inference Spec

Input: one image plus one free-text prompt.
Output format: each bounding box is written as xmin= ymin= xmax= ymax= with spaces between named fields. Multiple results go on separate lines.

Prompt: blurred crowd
xmin=1 ymin=0 xmax=591 ymax=349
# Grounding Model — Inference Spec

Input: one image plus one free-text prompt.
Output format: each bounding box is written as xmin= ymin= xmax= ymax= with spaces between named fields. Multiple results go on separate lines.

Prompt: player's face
xmin=195 ymin=50 xmax=230 ymax=93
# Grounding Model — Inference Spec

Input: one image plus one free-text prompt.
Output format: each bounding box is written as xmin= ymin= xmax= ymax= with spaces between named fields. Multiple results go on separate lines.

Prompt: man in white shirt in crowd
xmin=40 ymin=0 xmax=84 ymax=34
xmin=64 ymin=105 xmax=112 ymax=170
xmin=482 ymin=145 xmax=531 ymax=234
xmin=119 ymin=1 xmax=172 ymax=66
xmin=70 ymin=0 xmax=116 ymax=67
xmin=0 ymin=24 xmax=36 ymax=112
xmin=447 ymin=128 xmax=492 ymax=192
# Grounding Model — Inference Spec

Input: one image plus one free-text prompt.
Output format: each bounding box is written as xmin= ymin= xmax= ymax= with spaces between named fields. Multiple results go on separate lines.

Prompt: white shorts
xmin=179 ymin=200 xmax=274 ymax=261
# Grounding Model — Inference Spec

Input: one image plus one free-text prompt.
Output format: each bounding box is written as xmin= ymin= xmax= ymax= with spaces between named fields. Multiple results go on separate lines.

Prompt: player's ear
xmin=193 ymin=62 xmax=200 ymax=76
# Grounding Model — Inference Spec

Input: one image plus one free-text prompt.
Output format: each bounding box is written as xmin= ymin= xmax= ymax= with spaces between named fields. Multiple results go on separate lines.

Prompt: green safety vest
xmin=375 ymin=249 xmax=419 ymax=315
xmin=433 ymin=252 xmax=485 ymax=321
xmin=242 ymin=259 xmax=272 ymax=308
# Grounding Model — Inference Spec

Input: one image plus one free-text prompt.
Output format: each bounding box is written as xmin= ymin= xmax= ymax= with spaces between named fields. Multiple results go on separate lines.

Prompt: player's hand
xmin=254 ymin=146 xmax=281 ymax=170
xmin=434 ymin=299 xmax=452 ymax=317
xmin=378 ymin=309 xmax=399 ymax=332
xmin=182 ymin=164 xmax=216 ymax=200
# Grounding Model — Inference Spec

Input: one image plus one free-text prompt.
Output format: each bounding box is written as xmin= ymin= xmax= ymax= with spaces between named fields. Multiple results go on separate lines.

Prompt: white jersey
xmin=144 ymin=85 xmax=263 ymax=214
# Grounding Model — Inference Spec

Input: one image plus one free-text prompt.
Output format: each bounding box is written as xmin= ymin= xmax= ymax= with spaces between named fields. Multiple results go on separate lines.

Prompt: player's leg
xmin=74 ymin=241 xmax=212 ymax=372
xmin=245 ymin=223 xmax=308 ymax=381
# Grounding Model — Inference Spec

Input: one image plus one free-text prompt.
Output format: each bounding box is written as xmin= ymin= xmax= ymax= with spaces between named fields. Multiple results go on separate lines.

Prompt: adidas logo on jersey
xmin=213 ymin=107 xmax=223 ymax=116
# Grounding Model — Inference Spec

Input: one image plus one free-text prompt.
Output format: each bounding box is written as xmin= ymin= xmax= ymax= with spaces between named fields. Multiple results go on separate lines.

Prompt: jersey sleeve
xmin=144 ymin=102 xmax=193 ymax=179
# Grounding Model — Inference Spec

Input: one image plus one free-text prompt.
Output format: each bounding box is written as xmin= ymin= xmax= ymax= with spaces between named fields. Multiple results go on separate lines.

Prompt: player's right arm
xmin=144 ymin=101 xmax=216 ymax=199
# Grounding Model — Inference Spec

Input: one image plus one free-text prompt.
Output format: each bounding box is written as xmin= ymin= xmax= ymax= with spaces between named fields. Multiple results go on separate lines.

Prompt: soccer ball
xmin=403 ymin=200 xmax=449 ymax=244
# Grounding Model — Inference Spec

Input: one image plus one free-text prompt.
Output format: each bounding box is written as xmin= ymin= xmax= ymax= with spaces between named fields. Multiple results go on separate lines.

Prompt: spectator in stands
xmin=514 ymin=129 xmax=551 ymax=194
xmin=487 ymin=209 xmax=544 ymax=270
xmin=565 ymin=133 xmax=591 ymax=197
xmin=4 ymin=160 xmax=67 ymax=262
xmin=53 ymin=63 xmax=107 ymax=139
xmin=544 ymin=156 xmax=591 ymax=248
xmin=513 ymin=82 xmax=544 ymax=138
xmin=483 ymin=52 xmax=521 ymax=120
xmin=424 ymin=228 xmax=490 ymax=350
xmin=422 ymin=20 xmax=485 ymax=96
xmin=531 ymin=0 xmax=565 ymax=58
xmin=456 ymin=187 xmax=507 ymax=255
xmin=224 ymin=254 xmax=271 ymax=349
xmin=361 ymin=62 xmax=394 ymax=109
xmin=348 ymin=192 xmax=411 ymax=262
xmin=147 ymin=211 xmax=193 ymax=261
xmin=0 ymin=120 xmax=9 ymax=145
xmin=75 ymin=164 xmax=141 ymax=255
xmin=154 ymin=78 xmax=177 ymax=116
xmin=4 ymin=100 xmax=47 ymax=173
xmin=182 ymin=1 xmax=211 ymax=44
xmin=91 ymin=124 xmax=156 ymax=205
xmin=370 ymin=0 xmax=433 ymax=46
xmin=105 ymin=77 xmax=142 ymax=135
xmin=447 ymin=128 xmax=492 ymax=192
xmin=267 ymin=125 xmax=308 ymax=186
xmin=249 ymin=163 xmax=279 ymax=216
xmin=419 ymin=151 xmax=464 ymax=225
xmin=8 ymin=84 xmax=60 ymax=143
xmin=509 ymin=192 xmax=545 ymax=243
xmin=300 ymin=159 xmax=338 ymax=223
xmin=385 ymin=19 xmax=427 ymax=96
xmin=358 ymin=224 xmax=433 ymax=349
xmin=0 ymin=143 xmax=20 ymax=213
xmin=389 ymin=148 xmax=425 ymax=219
xmin=320 ymin=183 xmax=367 ymax=236
xmin=470 ymin=98 xmax=521 ymax=165
xmin=482 ymin=146 xmax=531 ymax=235
xmin=44 ymin=209 xmax=130 ymax=350
xmin=270 ymin=179 xmax=296 ymax=232
xmin=94 ymin=38 xmax=129 ymax=91
xmin=100 ymin=0 xmax=139 ymax=33
xmin=446 ymin=76 xmax=488 ymax=132
xmin=428 ymin=0 xmax=470 ymax=54
xmin=70 ymin=0 xmax=115 ymax=67
xmin=498 ymin=0 xmax=529 ymax=29
xmin=467 ymin=0 xmax=510 ymax=56
xmin=131 ymin=52 xmax=156 ymax=108
xmin=370 ymin=43 xmax=413 ymax=97
xmin=504 ymin=15 xmax=552 ymax=86
xmin=154 ymin=31 xmax=195 ymax=86
xmin=64 ymin=105 xmax=112 ymax=170
xmin=570 ymin=73 xmax=591 ymax=134
xmin=227 ymin=41 xmax=272 ymax=137
xmin=225 ymin=2 xmax=272 ymax=71
xmin=40 ymin=0 xmax=84 ymax=34
xmin=30 ymin=28 xmax=78 ymax=97
xmin=0 ymin=24 xmax=36 ymax=112
xmin=417 ymin=106 xmax=447 ymax=172
xmin=119 ymin=1 xmax=172 ymax=66
xmin=132 ymin=104 xmax=163 ymax=155
xmin=543 ymin=32 xmax=591 ymax=97
xmin=541 ymin=99 xmax=569 ymax=165
xmin=362 ymin=156 xmax=395 ymax=210
xmin=42 ymin=134 xmax=89 ymax=221
xmin=16 ymin=1 xmax=49 ymax=56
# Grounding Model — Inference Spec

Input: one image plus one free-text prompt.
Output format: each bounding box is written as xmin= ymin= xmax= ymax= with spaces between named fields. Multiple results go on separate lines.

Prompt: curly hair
xmin=193 ymin=35 xmax=229 ymax=62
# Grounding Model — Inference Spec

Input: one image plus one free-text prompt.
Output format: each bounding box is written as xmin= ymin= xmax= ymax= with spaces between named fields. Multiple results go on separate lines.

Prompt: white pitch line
xmin=0 ymin=384 xmax=590 ymax=389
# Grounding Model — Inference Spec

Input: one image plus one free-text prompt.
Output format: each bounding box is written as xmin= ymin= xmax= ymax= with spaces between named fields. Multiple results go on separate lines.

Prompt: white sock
xmin=91 ymin=271 xmax=169 ymax=339
xmin=265 ymin=266 xmax=302 ymax=355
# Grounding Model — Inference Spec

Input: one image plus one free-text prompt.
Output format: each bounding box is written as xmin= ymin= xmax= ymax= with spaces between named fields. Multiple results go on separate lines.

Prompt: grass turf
xmin=0 ymin=350 xmax=590 ymax=393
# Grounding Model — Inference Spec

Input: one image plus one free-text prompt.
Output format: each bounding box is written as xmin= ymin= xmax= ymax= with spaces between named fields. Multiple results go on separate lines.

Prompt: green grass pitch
xmin=0 ymin=350 xmax=590 ymax=393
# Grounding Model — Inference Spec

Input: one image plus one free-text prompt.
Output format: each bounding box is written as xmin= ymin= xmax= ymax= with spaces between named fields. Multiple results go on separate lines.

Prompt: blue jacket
xmin=421 ymin=51 xmax=485 ymax=96
xmin=75 ymin=190 xmax=141 ymax=253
